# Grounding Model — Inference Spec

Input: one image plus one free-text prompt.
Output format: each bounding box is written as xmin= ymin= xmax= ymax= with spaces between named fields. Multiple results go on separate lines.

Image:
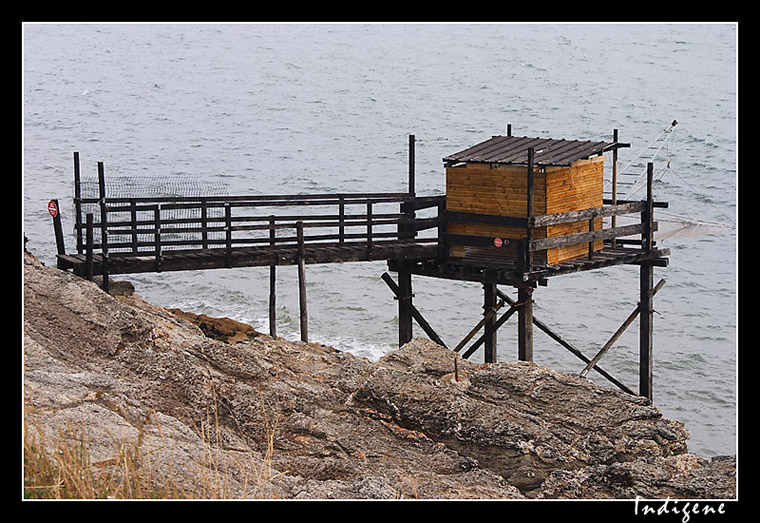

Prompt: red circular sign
xmin=47 ymin=200 xmax=58 ymax=218
xmin=494 ymin=237 xmax=503 ymax=248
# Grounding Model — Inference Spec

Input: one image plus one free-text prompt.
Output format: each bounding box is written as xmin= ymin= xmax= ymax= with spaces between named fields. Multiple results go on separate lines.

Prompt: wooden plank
xmin=531 ymin=223 xmax=645 ymax=251
xmin=445 ymin=210 xmax=529 ymax=228
xmin=483 ymin=283 xmax=498 ymax=363
xmin=269 ymin=215 xmax=277 ymax=338
xmin=297 ymin=221 xmax=308 ymax=343
xmin=517 ymin=286 xmax=533 ymax=361
xmin=452 ymin=298 xmax=505 ymax=353
xmin=461 ymin=303 xmax=519 ymax=359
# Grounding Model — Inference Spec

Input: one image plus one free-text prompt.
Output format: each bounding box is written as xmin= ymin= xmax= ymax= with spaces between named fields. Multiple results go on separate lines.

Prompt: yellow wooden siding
xmin=445 ymin=156 xmax=604 ymax=266
xmin=545 ymin=156 xmax=604 ymax=264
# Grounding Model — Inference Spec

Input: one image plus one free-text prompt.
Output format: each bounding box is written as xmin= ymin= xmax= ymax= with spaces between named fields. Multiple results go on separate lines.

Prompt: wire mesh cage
xmin=76 ymin=175 xmax=229 ymax=253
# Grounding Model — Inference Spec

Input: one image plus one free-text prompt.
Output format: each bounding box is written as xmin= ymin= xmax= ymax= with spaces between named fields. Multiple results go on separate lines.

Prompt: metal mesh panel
xmin=77 ymin=176 xmax=228 ymax=253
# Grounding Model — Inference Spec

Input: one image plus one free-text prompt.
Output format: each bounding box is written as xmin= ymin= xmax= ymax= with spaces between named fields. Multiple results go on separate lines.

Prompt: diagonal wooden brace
xmin=382 ymin=272 xmax=448 ymax=349
xmin=461 ymin=302 xmax=520 ymax=360
xmin=579 ymin=279 xmax=666 ymax=378
xmin=453 ymin=299 xmax=505 ymax=353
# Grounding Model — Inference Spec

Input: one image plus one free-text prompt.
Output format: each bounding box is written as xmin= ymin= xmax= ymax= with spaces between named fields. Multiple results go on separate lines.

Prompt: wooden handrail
xmin=79 ymin=193 xmax=444 ymax=256
xmin=444 ymin=200 xmax=659 ymax=253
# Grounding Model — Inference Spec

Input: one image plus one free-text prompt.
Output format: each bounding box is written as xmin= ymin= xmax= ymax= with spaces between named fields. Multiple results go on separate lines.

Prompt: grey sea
xmin=22 ymin=23 xmax=738 ymax=458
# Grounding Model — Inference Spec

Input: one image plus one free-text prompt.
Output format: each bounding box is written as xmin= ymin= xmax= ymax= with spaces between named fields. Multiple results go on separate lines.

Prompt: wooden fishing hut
xmin=443 ymin=132 xmax=609 ymax=265
xmin=387 ymin=127 xmax=669 ymax=400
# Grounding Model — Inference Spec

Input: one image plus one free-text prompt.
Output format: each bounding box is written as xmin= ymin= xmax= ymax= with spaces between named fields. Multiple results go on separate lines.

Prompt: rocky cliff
xmin=22 ymin=251 xmax=736 ymax=499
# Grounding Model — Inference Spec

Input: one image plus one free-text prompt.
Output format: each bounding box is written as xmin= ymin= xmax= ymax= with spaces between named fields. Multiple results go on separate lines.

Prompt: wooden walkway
xmin=51 ymin=182 xmax=668 ymax=285
xmin=57 ymin=239 xmax=440 ymax=276
xmin=48 ymin=154 xmax=669 ymax=400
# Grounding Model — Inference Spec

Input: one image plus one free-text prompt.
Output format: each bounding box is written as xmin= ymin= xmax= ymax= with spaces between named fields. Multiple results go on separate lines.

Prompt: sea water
xmin=22 ymin=22 xmax=737 ymax=458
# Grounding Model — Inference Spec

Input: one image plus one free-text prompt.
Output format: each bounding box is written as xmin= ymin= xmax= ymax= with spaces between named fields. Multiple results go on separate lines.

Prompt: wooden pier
xmin=49 ymin=130 xmax=669 ymax=400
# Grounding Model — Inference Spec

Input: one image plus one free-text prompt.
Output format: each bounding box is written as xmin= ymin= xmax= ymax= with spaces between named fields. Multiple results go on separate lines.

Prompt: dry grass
xmin=22 ymin=419 xmax=168 ymax=499
xmin=23 ymin=400 xmax=280 ymax=500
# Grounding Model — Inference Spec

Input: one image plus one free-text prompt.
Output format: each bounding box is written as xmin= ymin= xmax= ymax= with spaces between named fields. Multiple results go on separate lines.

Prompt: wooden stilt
xmin=461 ymin=301 xmax=518 ymax=360
xmin=640 ymin=262 xmax=654 ymax=400
xmin=453 ymin=297 xmax=504 ymax=353
xmin=611 ymin=129 xmax=619 ymax=249
xmin=517 ymin=286 xmax=533 ymax=362
xmin=73 ymin=152 xmax=82 ymax=254
xmin=269 ymin=215 xmax=277 ymax=338
xmin=483 ymin=283 xmax=498 ymax=363
xmin=639 ymin=162 xmax=655 ymax=400
xmin=397 ymin=270 xmax=413 ymax=347
xmin=297 ymin=221 xmax=308 ymax=343
xmin=85 ymin=213 xmax=94 ymax=281
xmin=97 ymin=162 xmax=109 ymax=294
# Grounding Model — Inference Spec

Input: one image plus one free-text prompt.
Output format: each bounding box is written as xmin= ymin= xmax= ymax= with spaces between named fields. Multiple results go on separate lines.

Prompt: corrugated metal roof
xmin=443 ymin=135 xmax=614 ymax=167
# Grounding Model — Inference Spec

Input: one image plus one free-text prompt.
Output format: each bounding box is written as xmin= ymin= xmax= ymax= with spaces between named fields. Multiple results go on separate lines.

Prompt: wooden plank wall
xmin=544 ymin=156 xmax=604 ymax=264
xmin=445 ymin=155 xmax=604 ymax=266
xmin=446 ymin=163 xmax=547 ymax=265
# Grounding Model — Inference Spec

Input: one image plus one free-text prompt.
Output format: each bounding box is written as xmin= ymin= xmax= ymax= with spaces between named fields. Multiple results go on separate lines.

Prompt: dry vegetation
xmin=23 ymin=400 xmax=279 ymax=500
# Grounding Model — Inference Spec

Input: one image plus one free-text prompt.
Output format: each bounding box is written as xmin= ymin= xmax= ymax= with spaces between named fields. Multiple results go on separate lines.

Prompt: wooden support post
xmin=382 ymin=272 xmax=447 ymax=349
xmin=611 ymin=129 xmax=619 ymax=248
xmin=269 ymin=215 xmax=277 ymax=338
xmin=639 ymin=162 xmax=655 ymax=400
xmin=642 ymin=162 xmax=655 ymax=253
xmin=338 ymin=196 xmax=345 ymax=243
xmin=73 ymin=152 xmax=83 ymax=254
xmin=154 ymin=205 xmax=162 ymax=273
xmin=297 ymin=221 xmax=308 ymax=343
xmin=408 ymin=134 xmax=415 ymax=196
xmin=366 ymin=200 xmax=373 ymax=259
xmin=453 ymin=298 xmax=504 ymax=353
xmin=201 ymin=197 xmax=209 ymax=249
xmin=525 ymin=147 xmax=535 ymax=273
xmin=50 ymin=199 xmax=66 ymax=258
xmin=640 ymin=261 xmax=654 ymax=400
xmin=461 ymin=302 xmax=519 ymax=360
xmin=97 ymin=162 xmax=109 ymax=294
xmin=437 ymin=199 xmax=447 ymax=260
xmin=517 ymin=286 xmax=533 ymax=362
xmin=483 ymin=283 xmax=498 ymax=363
xmin=225 ymin=203 xmax=232 ymax=268
xmin=130 ymin=199 xmax=138 ymax=253
xmin=85 ymin=213 xmax=94 ymax=281
xmin=397 ymin=269 xmax=413 ymax=347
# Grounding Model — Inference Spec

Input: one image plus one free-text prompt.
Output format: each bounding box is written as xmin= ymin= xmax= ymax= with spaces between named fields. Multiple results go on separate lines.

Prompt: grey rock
xmin=23 ymin=252 xmax=735 ymax=499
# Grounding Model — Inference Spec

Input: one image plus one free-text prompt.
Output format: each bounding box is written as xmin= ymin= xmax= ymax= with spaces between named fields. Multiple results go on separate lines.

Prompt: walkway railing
xmin=73 ymin=192 xmax=444 ymax=257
